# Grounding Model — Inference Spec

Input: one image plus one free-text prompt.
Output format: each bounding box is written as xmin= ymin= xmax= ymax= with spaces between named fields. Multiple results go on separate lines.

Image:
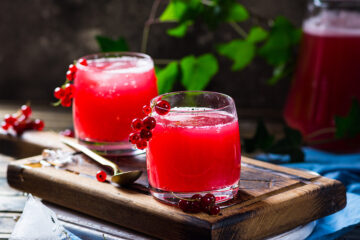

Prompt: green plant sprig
xmin=95 ymin=0 xmax=301 ymax=94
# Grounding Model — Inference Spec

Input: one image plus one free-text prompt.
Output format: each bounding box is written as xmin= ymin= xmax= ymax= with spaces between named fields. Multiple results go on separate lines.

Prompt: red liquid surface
xmin=73 ymin=57 xmax=158 ymax=142
xmin=147 ymin=109 xmax=241 ymax=192
xmin=284 ymin=14 xmax=360 ymax=152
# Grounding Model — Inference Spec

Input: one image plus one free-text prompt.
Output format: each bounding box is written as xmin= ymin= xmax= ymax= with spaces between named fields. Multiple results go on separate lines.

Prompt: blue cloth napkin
xmin=65 ymin=231 xmax=82 ymax=240
xmin=256 ymin=147 xmax=360 ymax=240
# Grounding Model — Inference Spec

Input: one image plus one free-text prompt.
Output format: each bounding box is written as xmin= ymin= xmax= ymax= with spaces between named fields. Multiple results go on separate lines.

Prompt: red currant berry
xmin=96 ymin=170 xmax=107 ymax=182
xmin=78 ymin=58 xmax=88 ymax=66
xmin=13 ymin=121 xmax=26 ymax=136
xmin=155 ymin=100 xmax=171 ymax=115
xmin=129 ymin=132 xmax=140 ymax=144
xmin=142 ymin=105 xmax=152 ymax=115
xmin=200 ymin=194 xmax=215 ymax=211
xmin=1 ymin=121 xmax=10 ymax=130
xmin=54 ymin=87 xmax=65 ymax=99
xmin=64 ymin=83 xmax=75 ymax=99
xmin=66 ymin=70 xmax=75 ymax=81
xmin=142 ymin=116 xmax=156 ymax=130
xmin=68 ymin=64 xmax=77 ymax=72
xmin=4 ymin=114 xmax=16 ymax=125
xmin=191 ymin=194 xmax=202 ymax=202
xmin=61 ymin=97 xmax=72 ymax=107
xmin=131 ymin=118 xmax=143 ymax=131
xmin=140 ymin=129 xmax=152 ymax=141
xmin=33 ymin=119 xmax=44 ymax=131
xmin=189 ymin=200 xmax=201 ymax=213
xmin=59 ymin=129 xmax=74 ymax=137
xmin=178 ymin=199 xmax=191 ymax=212
xmin=21 ymin=105 xmax=32 ymax=118
xmin=209 ymin=205 xmax=220 ymax=215
xmin=203 ymin=193 xmax=216 ymax=205
xmin=136 ymin=139 xmax=147 ymax=150
xmin=25 ymin=120 xmax=35 ymax=130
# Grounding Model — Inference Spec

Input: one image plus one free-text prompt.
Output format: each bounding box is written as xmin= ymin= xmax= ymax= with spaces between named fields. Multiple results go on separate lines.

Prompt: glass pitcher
xmin=284 ymin=0 xmax=360 ymax=152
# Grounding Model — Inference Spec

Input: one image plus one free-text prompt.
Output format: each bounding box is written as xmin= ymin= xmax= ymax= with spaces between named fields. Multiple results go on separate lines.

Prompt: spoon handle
xmin=61 ymin=137 xmax=120 ymax=173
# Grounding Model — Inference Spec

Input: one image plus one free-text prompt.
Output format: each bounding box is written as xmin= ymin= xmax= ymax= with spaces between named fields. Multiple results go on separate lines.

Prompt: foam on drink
xmin=304 ymin=10 xmax=360 ymax=36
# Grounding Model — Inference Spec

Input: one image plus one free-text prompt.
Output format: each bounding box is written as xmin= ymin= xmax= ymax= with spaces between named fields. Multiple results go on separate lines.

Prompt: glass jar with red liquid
xmin=284 ymin=0 xmax=360 ymax=152
xmin=73 ymin=52 xmax=158 ymax=155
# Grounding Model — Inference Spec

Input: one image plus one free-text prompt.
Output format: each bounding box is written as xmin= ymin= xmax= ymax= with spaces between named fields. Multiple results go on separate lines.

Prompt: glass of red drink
xmin=284 ymin=0 xmax=360 ymax=152
xmin=147 ymin=91 xmax=241 ymax=205
xmin=73 ymin=52 xmax=158 ymax=155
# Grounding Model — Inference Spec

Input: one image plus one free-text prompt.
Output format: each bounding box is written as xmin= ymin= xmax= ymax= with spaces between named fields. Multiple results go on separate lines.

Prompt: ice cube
xmin=10 ymin=195 xmax=79 ymax=240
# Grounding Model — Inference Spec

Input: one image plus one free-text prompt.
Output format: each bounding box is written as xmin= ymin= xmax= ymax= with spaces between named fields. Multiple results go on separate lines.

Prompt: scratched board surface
xmin=4 ymin=132 xmax=347 ymax=240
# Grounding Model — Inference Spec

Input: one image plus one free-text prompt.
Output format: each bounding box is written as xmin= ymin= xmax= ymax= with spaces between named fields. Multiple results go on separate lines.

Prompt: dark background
xmin=0 ymin=0 xmax=307 ymax=112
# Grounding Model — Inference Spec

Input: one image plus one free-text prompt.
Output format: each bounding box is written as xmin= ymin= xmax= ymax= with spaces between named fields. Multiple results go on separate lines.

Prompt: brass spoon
xmin=61 ymin=137 xmax=142 ymax=185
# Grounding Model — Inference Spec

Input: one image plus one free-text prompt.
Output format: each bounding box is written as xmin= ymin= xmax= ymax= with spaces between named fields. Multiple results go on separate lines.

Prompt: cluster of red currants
xmin=178 ymin=193 xmax=220 ymax=215
xmin=1 ymin=105 xmax=44 ymax=136
xmin=53 ymin=58 xmax=88 ymax=107
xmin=128 ymin=100 xmax=171 ymax=150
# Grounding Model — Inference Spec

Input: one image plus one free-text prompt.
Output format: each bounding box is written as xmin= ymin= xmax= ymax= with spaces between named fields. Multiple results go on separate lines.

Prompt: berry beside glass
xmin=72 ymin=52 xmax=158 ymax=155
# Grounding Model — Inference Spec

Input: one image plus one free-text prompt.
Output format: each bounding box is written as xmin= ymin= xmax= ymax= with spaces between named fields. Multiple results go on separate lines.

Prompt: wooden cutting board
xmin=5 ymin=131 xmax=346 ymax=240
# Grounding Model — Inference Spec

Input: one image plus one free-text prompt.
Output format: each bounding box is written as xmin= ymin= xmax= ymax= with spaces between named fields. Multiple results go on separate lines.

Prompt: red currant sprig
xmin=129 ymin=115 xmax=156 ymax=150
xmin=128 ymin=100 xmax=171 ymax=150
xmin=1 ymin=105 xmax=45 ymax=136
xmin=178 ymin=193 xmax=220 ymax=215
xmin=53 ymin=58 xmax=88 ymax=108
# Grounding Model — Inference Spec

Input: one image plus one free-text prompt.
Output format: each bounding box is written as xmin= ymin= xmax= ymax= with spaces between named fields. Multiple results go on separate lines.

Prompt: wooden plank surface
xmin=5 ymin=131 xmax=346 ymax=240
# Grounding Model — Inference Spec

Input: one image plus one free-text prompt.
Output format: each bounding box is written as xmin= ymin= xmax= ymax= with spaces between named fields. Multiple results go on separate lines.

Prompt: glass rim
xmin=151 ymin=90 xmax=235 ymax=114
xmin=76 ymin=51 xmax=154 ymax=72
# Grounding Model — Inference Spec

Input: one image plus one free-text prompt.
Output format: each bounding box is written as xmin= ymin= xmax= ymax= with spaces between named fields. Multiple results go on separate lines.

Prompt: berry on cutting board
xmin=96 ymin=170 xmax=107 ymax=182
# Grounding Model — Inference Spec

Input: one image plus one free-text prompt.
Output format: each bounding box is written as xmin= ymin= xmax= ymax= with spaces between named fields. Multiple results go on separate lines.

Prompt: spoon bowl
xmin=111 ymin=170 xmax=143 ymax=185
xmin=61 ymin=137 xmax=142 ymax=185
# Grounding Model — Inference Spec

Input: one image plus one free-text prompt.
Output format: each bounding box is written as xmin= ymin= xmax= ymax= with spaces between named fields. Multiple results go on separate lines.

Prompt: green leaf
xmin=247 ymin=26 xmax=268 ymax=43
xmin=244 ymin=120 xmax=304 ymax=163
xmin=226 ymin=3 xmax=249 ymax=22
xmin=258 ymin=16 xmax=301 ymax=66
xmin=180 ymin=54 xmax=218 ymax=90
xmin=243 ymin=119 xmax=275 ymax=153
xmin=267 ymin=63 xmax=294 ymax=85
xmin=159 ymin=0 xmax=188 ymax=22
xmin=335 ymin=99 xmax=360 ymax=138
xmin=156 ymin=62 xmax=179 ymax=94
xmin=167 ymin=21 xmax=193 ymax=38
xmin=95 ymin=35 xmax=129 ymax=52
xmin=269 ymin=127 xmax=304 ymax=162
xmin=283 ymin=127 xmax=303 ymax=146
xmin=267 ymin=63 xmax=286 ymax=85
xmin=291 ymin=28 xmax=302 ymax=45
xmin=217 ymin=40 xmax=255 ymax=71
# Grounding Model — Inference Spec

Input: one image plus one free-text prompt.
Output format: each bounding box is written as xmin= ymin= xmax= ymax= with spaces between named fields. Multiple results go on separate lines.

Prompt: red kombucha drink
xmin=73 ymin=53 xmax=158 ymax=155
xmin=284 ymin=11 xmax=360 ymax=152
xmin=147 ymin=92 xmax=241 ymax=204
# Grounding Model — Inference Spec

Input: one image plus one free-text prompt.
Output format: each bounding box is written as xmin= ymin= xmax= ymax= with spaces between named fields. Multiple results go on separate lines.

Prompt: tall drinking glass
xmin=147 ymin=91 xmax=241 ymax=205
xmin=73 ymin=52 xmax=158 ymax=155
xmin=284 ymin=0 xmax=360 ymax=152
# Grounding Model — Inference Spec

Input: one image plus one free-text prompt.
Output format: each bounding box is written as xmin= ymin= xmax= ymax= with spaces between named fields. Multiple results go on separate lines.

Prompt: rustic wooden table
xmin=0 ymin=103 xmax=358 ymax=239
